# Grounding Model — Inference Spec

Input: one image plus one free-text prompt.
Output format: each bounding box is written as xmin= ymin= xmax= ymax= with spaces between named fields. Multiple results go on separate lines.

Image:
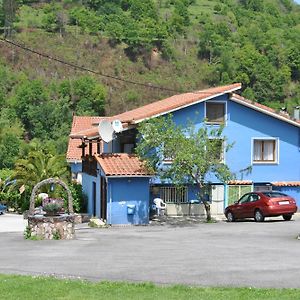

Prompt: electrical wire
xmin=0 ymin=37 xmax=240 ymax=95
xmin=0 ymin=37 xmax=181 ymax=93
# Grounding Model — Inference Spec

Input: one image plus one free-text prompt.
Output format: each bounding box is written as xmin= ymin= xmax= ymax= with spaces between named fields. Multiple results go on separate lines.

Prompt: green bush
xmin=69 ymin=182 xmax=87 ymax=213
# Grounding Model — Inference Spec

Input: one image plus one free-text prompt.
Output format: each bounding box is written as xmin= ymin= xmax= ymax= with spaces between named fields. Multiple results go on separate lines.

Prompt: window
xmin=262 ymin=192 xmax=288 ymax=198
xmin=253 ymin=139 xmax=277 ymax=163
xmin=239 ymin=194 xmax=250 ymax=204
xmin=160 ymin=186 xmax=188 ymax=204
xmin=206 ymin=102 xmax=225 ymax=124
xmin=248 ymin=193 xmax=260 ymax=202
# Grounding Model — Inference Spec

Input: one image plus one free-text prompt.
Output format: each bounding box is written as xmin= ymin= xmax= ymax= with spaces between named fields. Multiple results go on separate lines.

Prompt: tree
xmin=59 ymin=76 xmax=106 ymax=116
xmin=0 ymin=108 xmax=24 ymax=169
xmin=42 ymin=3 xmax=68 ymax=36
xmin=12 ymin=149 xmax=69 ymax=211
xmin=13 ymin=150 xmax=69 ymax=189
xmin=136 ymin=116 xmax=234 ymax=221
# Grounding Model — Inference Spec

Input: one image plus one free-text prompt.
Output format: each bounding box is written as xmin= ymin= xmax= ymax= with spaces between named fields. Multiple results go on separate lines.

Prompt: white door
xmin=210 ymin=185 xmax=224 ymax=215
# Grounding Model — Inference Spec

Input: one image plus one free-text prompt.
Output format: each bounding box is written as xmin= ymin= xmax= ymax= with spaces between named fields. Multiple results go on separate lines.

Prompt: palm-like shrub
xmin=13 ymin=150 xmax=69 ymax=188
xmin=12 ymin=150 xmax=70 ymax=211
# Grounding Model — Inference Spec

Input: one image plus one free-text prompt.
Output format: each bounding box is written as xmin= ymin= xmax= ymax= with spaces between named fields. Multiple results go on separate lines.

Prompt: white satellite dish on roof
xmin=98 ymin=120 xmax=115 ymax=143
xmin=111 ymin=119 xmax=123 ymax=133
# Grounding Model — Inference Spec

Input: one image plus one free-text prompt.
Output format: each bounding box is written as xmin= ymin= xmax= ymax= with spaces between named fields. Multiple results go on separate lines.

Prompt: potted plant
xmin=43 ymin=203 xmax=62 ymax=216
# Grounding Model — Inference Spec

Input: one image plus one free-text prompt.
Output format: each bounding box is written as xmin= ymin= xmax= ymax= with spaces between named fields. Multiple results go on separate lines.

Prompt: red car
xmin=225 ymin=191 xmax=298 ymax=222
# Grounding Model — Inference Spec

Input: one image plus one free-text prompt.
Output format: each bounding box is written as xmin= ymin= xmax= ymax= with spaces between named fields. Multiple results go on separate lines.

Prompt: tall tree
xmin=136 ymin=116 xmax=234 ymax=221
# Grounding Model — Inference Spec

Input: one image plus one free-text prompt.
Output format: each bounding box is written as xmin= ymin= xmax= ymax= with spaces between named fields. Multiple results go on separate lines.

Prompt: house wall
xmin=70 ymin=162 xmax=82 ymax=173
xmin=169 ymin=94 xmax=300 ymax=183
xmin=168 ymin=94 xmax=300 ymax=204
xmin=225 ymin=101 xmax=300 ymax=182
xmin=107 ymin=177 xmax=150 ymax=225
xmin=82 ymin=172 xmax=100 ymax=217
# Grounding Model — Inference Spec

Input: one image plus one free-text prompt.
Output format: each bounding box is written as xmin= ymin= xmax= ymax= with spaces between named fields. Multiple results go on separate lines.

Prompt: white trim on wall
xmin=251 ymin=137 xmax=280 ymax=165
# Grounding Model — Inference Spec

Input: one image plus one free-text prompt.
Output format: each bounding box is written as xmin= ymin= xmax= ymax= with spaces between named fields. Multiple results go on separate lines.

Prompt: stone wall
xmin=28 ymin=215 xmax=75 ymax=240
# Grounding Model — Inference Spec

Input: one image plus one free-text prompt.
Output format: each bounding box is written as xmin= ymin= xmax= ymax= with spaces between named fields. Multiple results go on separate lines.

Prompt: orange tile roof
xmin=95 ymin=153 xmax=153 ymax=176
xmin=227 ymin=180 xmax=253 ymax=185
xmin=231 ymin=94 xmax=300 ymax=127
xmin=272 ymin=182 xmax=300 ymax=187
xmin=69 ymin=83 xmax=242 ymax=140
xmin=70 ymin=116 xmax=105 ymax=134
xmin=67 ymin=116 xmax=106 ymax=162
xmin=113 ymin=83 xmax=241 ymax=123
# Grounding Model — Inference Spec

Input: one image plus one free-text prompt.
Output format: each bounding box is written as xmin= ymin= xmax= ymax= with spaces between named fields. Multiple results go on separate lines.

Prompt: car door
xmin=242 ymin=193 xmax=260 ymax=218
xmin=233 ymin=194 xmax=250 ymax=219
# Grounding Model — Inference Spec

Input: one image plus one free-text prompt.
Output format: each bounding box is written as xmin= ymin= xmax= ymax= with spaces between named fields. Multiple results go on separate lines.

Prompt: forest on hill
xmin=0 ymin=0 xmax=300 ymax=174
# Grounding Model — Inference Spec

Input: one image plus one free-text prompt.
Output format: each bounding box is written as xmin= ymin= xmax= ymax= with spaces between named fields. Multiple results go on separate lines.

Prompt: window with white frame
xmin=160 ymin=186 xmax=188 ymax=204
xmin=253 ymin=139 xmax=277 ymax=163
xmin=205 ymin=102 xmax=226 ymax=124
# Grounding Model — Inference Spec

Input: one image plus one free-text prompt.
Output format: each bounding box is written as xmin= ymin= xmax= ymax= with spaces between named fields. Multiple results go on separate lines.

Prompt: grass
xmin=0 ymin=274 xmax=300 ymax=300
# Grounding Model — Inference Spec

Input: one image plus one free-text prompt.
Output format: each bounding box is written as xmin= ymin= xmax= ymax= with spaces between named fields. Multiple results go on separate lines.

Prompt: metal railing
xmin=160 ymin=186 xmax=188 ymax=204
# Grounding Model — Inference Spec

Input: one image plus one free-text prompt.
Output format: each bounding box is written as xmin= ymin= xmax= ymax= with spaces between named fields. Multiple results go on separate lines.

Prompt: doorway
xmin=92 ymin=182 xmax=96 ymax=217
xmin=100 ymin=176 xmax=107 ymax=220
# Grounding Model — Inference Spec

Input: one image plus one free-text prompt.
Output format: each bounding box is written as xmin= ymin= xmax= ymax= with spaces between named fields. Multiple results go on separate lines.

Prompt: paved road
xmin=0 ymin=213 xmax=28 ymax=232
xmin=0 ymin=214 xmax=300 ymax=288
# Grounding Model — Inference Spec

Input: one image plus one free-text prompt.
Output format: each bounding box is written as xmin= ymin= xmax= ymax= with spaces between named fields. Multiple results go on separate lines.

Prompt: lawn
xmin=1 ymin=274 xmax=300 ymax=300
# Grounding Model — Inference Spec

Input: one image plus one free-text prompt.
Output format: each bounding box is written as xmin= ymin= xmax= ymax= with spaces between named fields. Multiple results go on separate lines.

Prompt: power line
xmin=0 ymin=37 xmax=240 ymax=96
xmin=0 ymin=37 xmax=181 ymax=93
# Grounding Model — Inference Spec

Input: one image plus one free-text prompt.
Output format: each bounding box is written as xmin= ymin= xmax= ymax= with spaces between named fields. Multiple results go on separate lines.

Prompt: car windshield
xmin=262 ymin=192 xmax=288 ymax=198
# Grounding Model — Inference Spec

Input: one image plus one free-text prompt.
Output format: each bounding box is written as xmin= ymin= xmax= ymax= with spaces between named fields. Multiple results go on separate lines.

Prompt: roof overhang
xmin=271 ymin=181 xmax=300 ymax=187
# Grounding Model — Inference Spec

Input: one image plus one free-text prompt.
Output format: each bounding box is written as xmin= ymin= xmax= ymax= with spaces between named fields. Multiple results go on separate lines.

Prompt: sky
xmin=295 ymin=0 xmax=300 ymax=4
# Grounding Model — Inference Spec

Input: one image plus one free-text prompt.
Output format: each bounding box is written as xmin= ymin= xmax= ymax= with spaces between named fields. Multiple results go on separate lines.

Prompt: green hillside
xmin=0 ymin=0 xmax=300 ymax=169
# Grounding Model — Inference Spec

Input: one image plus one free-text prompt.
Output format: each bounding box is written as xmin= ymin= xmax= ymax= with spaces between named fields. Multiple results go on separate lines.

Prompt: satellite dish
xmin=98 ymin=120 xmax=115 ymax=143
xmin=111 ymin=120 xmax=123 ymax=133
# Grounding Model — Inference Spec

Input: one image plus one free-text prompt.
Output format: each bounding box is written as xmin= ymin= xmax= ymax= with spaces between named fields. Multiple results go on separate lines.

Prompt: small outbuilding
xmin=82 ymin=153 xmax=153 ymax=225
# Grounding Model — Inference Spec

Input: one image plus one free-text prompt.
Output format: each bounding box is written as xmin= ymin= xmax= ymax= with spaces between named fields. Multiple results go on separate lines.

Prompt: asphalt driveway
xmin=0 ymin=213 xmax=28 ymax=233
xmin=0 ymin=213 xmax=300 ymax=288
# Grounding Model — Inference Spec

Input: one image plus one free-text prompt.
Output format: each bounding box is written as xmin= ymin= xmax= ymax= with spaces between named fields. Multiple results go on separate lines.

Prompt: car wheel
xmin=226 ymin=211 xmax=235 ymax=222
xmin=283 ymin=214 xmax=292 ymax=221
xmin=254 ymin=209 xmax=265 ymax=222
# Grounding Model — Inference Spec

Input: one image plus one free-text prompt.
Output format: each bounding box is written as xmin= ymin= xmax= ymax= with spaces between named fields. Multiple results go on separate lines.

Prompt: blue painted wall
xmin=107 ymin=177 xmax=150 ymax=225
xmin=82 ymin=173 xmax=101 ymax=217
xmin=70 ymin=162 xmax=82 ymax=173
xmin=273 ymin=186 xmax=300 ymax=208
xmin=169 ymin=95 xmax=300 ymax=184
xmin=225 ymin=101 xmax=300 ymax=182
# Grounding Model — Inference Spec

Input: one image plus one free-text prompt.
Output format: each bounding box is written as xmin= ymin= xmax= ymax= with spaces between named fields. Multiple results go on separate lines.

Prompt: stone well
xmin=28 ymin=214 xmax=75 ymax=240
xmin=27 ymin=178 xmax=75 ymax=240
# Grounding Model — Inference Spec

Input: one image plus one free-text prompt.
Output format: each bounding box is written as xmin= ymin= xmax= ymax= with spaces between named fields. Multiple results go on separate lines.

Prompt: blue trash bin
xmin=127 ymin=204 xmax=136 ymax=215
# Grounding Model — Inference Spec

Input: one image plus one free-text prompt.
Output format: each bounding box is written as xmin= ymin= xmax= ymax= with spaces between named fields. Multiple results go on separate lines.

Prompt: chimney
xmin=294 ymin=106 xmax=300 ymax=121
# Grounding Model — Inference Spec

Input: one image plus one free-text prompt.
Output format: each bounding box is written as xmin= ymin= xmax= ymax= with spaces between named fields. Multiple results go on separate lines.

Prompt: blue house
xmin=67 ymin=83 xmax=300 ymax=224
